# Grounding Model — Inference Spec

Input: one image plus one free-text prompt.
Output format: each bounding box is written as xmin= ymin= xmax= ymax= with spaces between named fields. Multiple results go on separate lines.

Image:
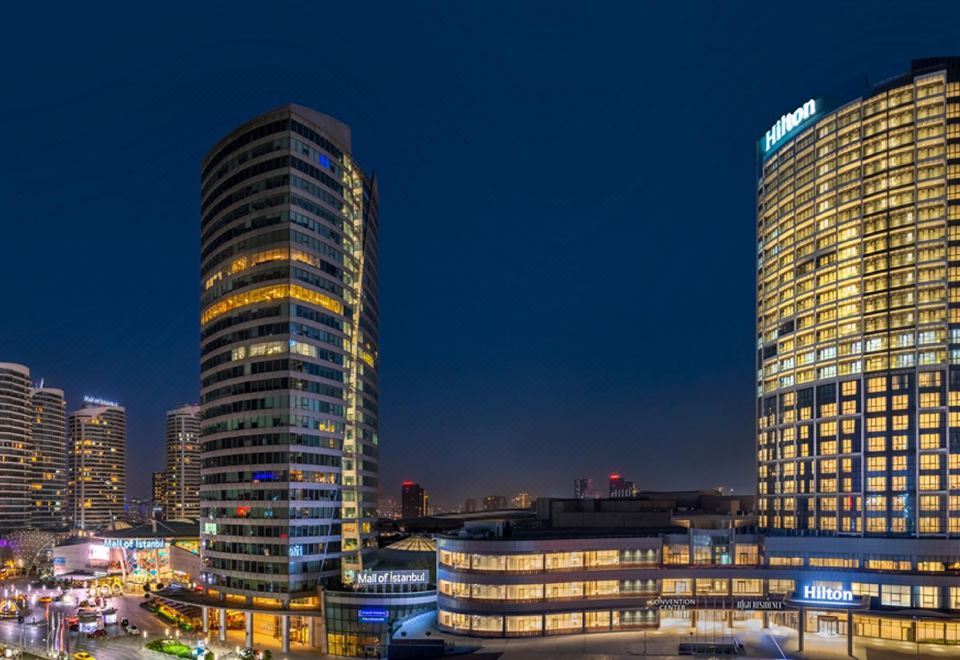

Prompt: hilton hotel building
xmin=433 ymin=59 xmax=960 ymax=653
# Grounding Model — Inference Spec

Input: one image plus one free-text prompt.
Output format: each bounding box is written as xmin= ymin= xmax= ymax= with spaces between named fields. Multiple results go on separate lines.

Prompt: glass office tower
xmin=757 ymin=58 xmax=960 ymax=537
xmin=199 ymin=105 xmax=380 ymax=604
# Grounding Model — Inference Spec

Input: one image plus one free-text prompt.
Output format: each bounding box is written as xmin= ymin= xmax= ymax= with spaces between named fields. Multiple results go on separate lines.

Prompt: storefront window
xmin=470 ymin=615 xmax=503 ymax=633
xmin=584 ymin=550 xmax=619 ymax=568
xmin=546 ymin=582 xmax=583 ymax=600
xmin=506 ymin=615 xmax=542 ymax=634
xmin=506 ymin=584 xmax=544 ymax=601
xmin=545 ymin=612 xmax=582 ymax=632
xmin=695 ymin=579 xmax=729 ymax=596
xmin=851 ymin=582 xmax=879 ymax=598
xmin=735 ymin=544 xmax=759 ymax=565
xmin=471 ymin=584 xmax=506 ymax=600
xmin=545 ymin=552 xmax=583 ymax=570
xmin=505 ymin=554 xmax=543 ymax=572
xmin=732 ymin=579 xmax=763 ymax=596
xmin=662 ymin=579 xmax=692 ymax=595
xmin=585 ymin=581 xmax=619 ymax=597
xmin=439 ymin=610 xmax=470 ymax=632
xmin=471 ymin=554 xmax=506 ymax=572
xmin=881 ymin=584 xmax=911 ymax=607
xmin=767 ymin=579 xmax=795 ymax=595
xmin=663 ymin=544 xmax=689 ymax=565
xmin=585 ymin=611 xmax=610 ymax=629
xmin=438 ymin=579 xmax=469 ymax=598
xmin=915 ymin=586 xmax=941 ymax=609
xmin=439 ymin=550 xmax=470 ymax=569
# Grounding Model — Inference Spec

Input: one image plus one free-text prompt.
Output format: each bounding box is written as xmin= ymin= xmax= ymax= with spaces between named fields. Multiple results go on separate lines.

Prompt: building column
xmin=691 ymin=610 xmax=697 ymax=627
xmin=218 ymin=609 xmax=226 ymax=642
xmin=245 ymin=612 xmax=253 ymax=648
xmin=798 ymin=607 xmax=804 ymax=653
xmin=762 ymin=611 xmax=769 ymax=629
xmin=847 ymin=613 xmax=854 ymax=657
xmin=281 ymin=615 xmax=290 ymax=653
xmin=202 ymin=607 xmax=209 ymax=633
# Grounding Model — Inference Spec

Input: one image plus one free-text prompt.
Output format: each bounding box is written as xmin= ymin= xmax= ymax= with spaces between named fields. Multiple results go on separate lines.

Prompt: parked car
xmin=127 ymin=625 xmax=140 ymax=636
xmin=120 ymin=618 xmax=129 ymax=627
xmin=86 ymin=629 xmax=107 ymax=639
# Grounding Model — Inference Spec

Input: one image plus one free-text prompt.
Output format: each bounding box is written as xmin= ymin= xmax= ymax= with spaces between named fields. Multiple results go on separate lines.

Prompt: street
xmin=0 ymin=579 xmax=205 ymax=660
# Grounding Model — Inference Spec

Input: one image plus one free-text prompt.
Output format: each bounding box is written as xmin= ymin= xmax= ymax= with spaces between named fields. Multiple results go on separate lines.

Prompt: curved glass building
xmin=31 ymin=386 xmax=67 ymax=530
xmin=0 ymin=363 xmax=32 ymax=533
xmin=199 ymin=105 xmax=380 ymax=610
xmin=757 ymin=58 xmax=960 ymax=536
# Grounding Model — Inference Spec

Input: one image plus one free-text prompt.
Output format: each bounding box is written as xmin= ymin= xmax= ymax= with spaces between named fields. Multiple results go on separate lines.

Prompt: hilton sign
xmin=761 ymin=98 xmax=819 ymax=157
xmin=802 ymin=585 xmax=854 ymax=602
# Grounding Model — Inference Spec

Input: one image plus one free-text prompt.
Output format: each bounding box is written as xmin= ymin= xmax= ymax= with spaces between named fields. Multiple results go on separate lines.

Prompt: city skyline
xmin=9 ymin=4 xmax=960 ymax=504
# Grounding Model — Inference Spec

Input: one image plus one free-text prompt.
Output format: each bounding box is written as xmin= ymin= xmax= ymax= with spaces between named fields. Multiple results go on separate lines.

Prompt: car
xmin=38 ymin=596 xmax=52 ymax=603
xmin=73 ymin=653 xmax=95 ymax=660
xmin=127 ymin=625 xmax=140 ymax=636
xmin=86 ymin=629 xmax=107 ymax=639
xmin=120 ymin=618 xmax=129 ymax=627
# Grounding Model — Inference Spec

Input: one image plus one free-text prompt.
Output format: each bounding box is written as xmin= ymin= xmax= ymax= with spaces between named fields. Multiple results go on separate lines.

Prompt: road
xmin=0 ymin=579 xmax=202 ymax=660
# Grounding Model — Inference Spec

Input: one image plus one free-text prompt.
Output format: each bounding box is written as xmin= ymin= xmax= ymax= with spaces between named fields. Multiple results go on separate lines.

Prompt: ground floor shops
xmin=154 ymin=587 xmax=437 ymax=657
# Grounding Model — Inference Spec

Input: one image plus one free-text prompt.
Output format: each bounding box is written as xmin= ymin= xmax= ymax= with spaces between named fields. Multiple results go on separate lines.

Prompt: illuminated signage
xmin=802 ymin=585 xmax=854 ymax=602
xmin=88 ymin=545 xmax=111 ymax=561
xmin=356 ymin=569 xmax=429 ymax=586
xmin=358 ymin=608 xmax=389 ymax=623
xmin=102 ymin=538 xmax=166 ymax=550
xmin=761 ymin=99 xmax=818 ymax=157
xmin=83 ymin=395 xmax=119 ymax=407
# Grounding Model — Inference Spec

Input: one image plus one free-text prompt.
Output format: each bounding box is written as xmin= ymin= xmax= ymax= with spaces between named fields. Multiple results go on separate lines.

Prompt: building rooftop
xmin=96 ymin=519 xmax=199 ymax=540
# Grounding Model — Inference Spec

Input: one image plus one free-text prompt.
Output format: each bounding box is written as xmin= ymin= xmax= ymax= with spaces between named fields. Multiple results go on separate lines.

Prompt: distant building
xmin=0 ymin=363 xmax=32 ymax=532
xmin=68 ymin=398 xmax=126 ymax=532
xmin=483 ymin=495 xmax=508 ymax=511
xmin=511 ymin=491 xmax=533 ymax=509
xmin=30 ymin=386 xmax=67 ymax=530
xmin=608 ymin=473 xmax=636 ymax=497
xmin=165 ymin=404 xmax=200 ymax=520
xmin=402 ymin=481 xmax=426 ymax=519
xmin=463 ymin=498 xmax=477 ymax=513
xmin=378 ymin=495 xmax=400 ymax=519
xmin=574 ymin=478 xmax=591 ymax=499
xmin=152 ymin=471 xmax=167 ymax=519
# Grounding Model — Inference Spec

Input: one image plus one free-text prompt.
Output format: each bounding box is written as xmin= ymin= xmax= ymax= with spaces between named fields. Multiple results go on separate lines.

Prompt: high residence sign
xmin=760 ymin=98 xmax=820 ymax=158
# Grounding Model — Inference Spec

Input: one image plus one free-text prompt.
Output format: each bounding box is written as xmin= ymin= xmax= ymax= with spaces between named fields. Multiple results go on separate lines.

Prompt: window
xmin=881 ymin=584 xmax=911 ymax=606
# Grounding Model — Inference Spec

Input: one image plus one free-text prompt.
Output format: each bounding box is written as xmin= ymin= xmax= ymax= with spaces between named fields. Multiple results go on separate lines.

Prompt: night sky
xmin=2 ymin=2 xmax=957 ymax=507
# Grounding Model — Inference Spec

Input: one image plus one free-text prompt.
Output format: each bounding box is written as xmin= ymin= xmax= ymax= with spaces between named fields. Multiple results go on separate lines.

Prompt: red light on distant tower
xmin=402 ymin=480 xmax=414 ymax=487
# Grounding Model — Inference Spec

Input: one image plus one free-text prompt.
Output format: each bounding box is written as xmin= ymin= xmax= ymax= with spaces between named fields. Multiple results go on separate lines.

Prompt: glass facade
xmin=31 ymin=387 xmax=67 ymax=530
xmin=0 ymin=363 xmax=32 ymax=533
xmin=165 ymin=404 xmax=201 ymax=520
xmin=199 ymin=105 xmax=380 ymax=602
xmin=68 ymin=402 xmax=127 ymax=532
xmin=757 ymin=61 xmax=960 ymax=536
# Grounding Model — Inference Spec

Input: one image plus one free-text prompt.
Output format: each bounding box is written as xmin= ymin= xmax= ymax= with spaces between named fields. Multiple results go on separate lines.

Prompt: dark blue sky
xmin=2 ymin=2 xmax=956 ymax=506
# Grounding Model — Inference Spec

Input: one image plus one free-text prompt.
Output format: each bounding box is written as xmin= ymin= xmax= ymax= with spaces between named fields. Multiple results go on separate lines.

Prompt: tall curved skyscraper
xmin=199 ymin=105 xmax=380 ymax=605
xmin=0 ymin=363 xmax=31 ymax=533
xmin=757 ymin=58 xmax=960 ymax=537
